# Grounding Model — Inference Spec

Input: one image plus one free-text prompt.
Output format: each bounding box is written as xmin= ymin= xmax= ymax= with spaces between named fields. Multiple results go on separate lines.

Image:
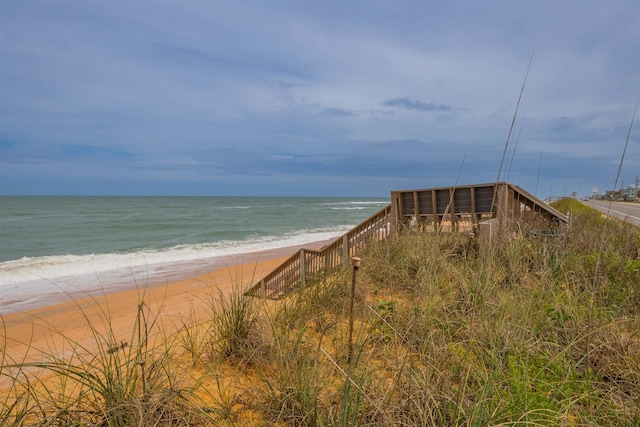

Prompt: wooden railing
xmin=391 ymin=182 xmax=568 ymax=229
xmin=245 ymin=204 xmax=392 ymax=299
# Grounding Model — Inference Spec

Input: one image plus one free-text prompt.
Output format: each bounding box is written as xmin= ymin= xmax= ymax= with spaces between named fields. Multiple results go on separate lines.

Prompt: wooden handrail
xmin=245 ymin=204 xmax=392 ymax=299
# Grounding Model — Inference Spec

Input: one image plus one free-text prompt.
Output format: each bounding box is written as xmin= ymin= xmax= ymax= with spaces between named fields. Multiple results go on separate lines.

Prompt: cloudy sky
xmin=1 ymin=1 xmax=638 ymax=197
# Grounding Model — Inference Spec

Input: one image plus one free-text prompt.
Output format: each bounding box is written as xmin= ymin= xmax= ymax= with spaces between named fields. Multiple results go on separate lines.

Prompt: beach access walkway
xmin=246 ymin=181 xmax=569 ymax=300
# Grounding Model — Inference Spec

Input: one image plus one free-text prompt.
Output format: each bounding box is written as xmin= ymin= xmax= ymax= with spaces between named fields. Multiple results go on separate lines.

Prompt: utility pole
xmin=635 ymin=175 xmax=639 ymax=202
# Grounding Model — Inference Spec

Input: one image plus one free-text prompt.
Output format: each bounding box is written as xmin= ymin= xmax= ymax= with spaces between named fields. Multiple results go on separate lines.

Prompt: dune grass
xmin=1 ymin=198 xmax=639 ymax=426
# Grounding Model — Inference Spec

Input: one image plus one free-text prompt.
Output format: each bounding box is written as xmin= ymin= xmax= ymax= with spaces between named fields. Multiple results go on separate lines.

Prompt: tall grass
xmin=1 ymin=291 xmax=214 ymax=426
xmin=2 ymin=199 xmax=639 ymax=425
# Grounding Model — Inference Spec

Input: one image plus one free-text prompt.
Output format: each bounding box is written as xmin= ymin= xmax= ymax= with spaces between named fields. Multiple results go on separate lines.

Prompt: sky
xmin=1 ymin=1 xmax=639 ymax=198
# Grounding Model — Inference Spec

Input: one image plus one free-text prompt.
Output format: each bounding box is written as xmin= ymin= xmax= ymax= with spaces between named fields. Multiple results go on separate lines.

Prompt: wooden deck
xmin=391 ymin=182 xmax=568 ymax=231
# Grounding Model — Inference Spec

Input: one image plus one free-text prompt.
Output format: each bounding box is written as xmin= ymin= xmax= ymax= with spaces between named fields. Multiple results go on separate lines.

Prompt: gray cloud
xmin=318 ymin=107 xmax=355 ymax=117
xmin=1 ymin=1 xmax=638 ymax=197
xmin=383 ymin=97 xmax=453 ymax=112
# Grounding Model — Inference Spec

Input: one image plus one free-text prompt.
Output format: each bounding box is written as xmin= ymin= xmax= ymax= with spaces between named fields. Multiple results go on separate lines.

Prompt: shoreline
xmin=1 ymin=239 xmax=332 ymax=367
xmin=0 ymin=238 xmax=336 ymax=313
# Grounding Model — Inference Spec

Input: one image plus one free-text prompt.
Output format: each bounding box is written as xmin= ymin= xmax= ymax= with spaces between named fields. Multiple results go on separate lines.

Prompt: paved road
xmin=588 ymin=200 xmax=640 ymax=227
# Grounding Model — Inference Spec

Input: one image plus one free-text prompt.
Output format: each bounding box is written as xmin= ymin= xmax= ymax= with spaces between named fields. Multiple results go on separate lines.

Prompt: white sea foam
xmin=322 ymin=201 xmax=388 ymax=205
xmin=0 ymin=227 xmax=350 ymax=312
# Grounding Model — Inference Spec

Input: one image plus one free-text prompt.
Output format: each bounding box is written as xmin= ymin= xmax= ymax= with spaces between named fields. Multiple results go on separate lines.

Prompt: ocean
xmin=0 ymin=196 xmax=389 ymax=311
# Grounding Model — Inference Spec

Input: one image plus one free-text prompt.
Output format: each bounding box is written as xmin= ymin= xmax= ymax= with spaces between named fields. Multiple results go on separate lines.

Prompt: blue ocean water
xmin=0 ymin=196 xmax=388 ymax=310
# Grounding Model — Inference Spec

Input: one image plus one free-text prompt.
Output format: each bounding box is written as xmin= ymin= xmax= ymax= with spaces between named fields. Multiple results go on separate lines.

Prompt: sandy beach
xmin=1 ymin=241 xmax=330 ymax=370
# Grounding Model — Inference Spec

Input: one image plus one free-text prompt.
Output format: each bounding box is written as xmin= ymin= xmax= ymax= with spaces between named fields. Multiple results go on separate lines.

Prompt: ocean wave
xmin=0 ymin=226 xmax=352 ymax=288
xmin=321 ymin=200 xmax=388 ymax=206
xmin=0 ymin=227 xmax=356 ymax=311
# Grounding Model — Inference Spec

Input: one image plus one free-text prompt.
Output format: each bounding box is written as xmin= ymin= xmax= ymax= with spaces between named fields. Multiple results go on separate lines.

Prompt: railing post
xmin=342 ymin=235 xmax=349 ymax=265
xmin=324 ymin=250 xmax=330 ymax=276
xmin=299 ymin=249 xmax=306 ymax=288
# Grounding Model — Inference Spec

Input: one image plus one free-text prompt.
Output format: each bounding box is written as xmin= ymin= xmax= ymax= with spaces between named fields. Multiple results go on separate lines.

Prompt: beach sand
xmin=1 ymin=241 xmax=330 ymax=370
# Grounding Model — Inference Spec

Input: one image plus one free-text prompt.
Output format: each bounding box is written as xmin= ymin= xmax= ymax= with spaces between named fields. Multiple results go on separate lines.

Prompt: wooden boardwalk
xmin=246 ymin=182 xmax=568 ymax=300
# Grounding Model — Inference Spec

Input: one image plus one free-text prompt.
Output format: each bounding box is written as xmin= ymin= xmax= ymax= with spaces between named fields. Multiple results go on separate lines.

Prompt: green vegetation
xmin=2 ymin=199 xmax=639 ymax=425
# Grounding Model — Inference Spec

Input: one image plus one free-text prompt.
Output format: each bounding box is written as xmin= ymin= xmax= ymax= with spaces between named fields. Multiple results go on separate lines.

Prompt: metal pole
xmin=347 ymin=257 xmax=361 ymax=365
xmin=342 ymin=257 xmax=361 ymax=420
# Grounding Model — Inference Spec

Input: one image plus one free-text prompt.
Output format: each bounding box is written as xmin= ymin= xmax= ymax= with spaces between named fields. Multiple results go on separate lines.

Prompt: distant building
xmin=623 ymin=185 xmax=638 ymax=201
xmin=606 ymin=186 xmax=640 ymax=201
